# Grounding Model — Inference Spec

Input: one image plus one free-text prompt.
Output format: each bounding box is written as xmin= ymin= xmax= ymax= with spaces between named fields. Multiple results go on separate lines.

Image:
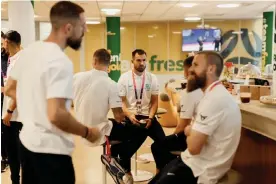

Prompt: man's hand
xmin=128 ymin=114 xmax=140 ymax=126
xmin=184 ymin=125 xmax=192 ymax=136
xmin=86 ymin=127 xmax=101 ymax=143
xmin=145 ymin=118 xmax=152 ymax=129
xmin=3 ymin=113 xmax=12 ymax=126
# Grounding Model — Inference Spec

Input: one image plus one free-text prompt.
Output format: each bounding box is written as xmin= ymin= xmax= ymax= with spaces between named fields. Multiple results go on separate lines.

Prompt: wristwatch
xmin=7 ymin=109 xmax=13 ymax=114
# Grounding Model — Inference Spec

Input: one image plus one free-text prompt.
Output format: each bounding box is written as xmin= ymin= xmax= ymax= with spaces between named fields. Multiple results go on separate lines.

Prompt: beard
xmin=135 ymin=65 xmax=146 ymax=73
xmin=66 ymin=34 xmax=83 ymax=50
xmin=187 ymin=70 xmax=207 ymax=92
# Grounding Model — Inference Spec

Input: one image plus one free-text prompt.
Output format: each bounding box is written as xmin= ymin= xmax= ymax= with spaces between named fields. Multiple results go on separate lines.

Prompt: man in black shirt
xmin=1 ymin=31 xmax=9 ymax=173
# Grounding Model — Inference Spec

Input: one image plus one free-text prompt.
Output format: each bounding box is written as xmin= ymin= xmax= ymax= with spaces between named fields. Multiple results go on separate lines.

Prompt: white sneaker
xmin=122 ymin=173 xmax=134 ymax=184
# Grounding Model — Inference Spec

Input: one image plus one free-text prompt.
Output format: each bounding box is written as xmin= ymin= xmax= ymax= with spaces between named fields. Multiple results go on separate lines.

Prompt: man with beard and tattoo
xmin=150 ymin=56 xmax=204 ymax=175
xmin=148 ymin=51 xmax=241 ymax=184
xmin=4 ymin=1 xmax=100 ymax=184
xmin=118 ymin=49 xmax=165 ymax=144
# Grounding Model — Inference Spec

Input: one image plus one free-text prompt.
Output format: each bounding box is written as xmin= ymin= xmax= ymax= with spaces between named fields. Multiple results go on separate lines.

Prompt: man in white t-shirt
xmin=118 ymin=49 xmax=165 ymax=142
xmin=151 ymin=56 xmax=204 ymax=174
xmin=150 ymin=51 xmax=241 ymax=184
xmin=1 ymin=30 xmax=23 ymax=184
xmin=4 ymin=2 xmax=100 ymax=184
xmin=73 ymin=49 xmax=147 ymax=183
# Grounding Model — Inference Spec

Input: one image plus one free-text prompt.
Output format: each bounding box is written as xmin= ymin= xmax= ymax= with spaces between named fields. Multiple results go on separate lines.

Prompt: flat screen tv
xmin=182 ymin=29 xmax=222 ymax=52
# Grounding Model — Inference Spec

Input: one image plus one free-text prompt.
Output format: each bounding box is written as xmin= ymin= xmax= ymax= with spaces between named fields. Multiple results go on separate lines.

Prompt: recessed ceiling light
xmin=148 ymin=35 xmax=154 ymax=38
xmin=153 ymin=26 xmax=159 ymax=30
xmin=86 ymin=21 xmax=101 ymax=25
xmin=184 ymin=17 xmax=201 ymax=21
xmin=172 ymin=31 xmax=181 ymax=34
xmin=120 ymin=27 xmax=125 ymax=30
xmin=101 ymin=8 xmax=120 ymax=15
xmin=179 ymin=3 xmax=197 ymax=8
xmin=217 ymin=4 xmax=240 ymax=8
xmin=232 ymin=31 xmax=243 ymax=34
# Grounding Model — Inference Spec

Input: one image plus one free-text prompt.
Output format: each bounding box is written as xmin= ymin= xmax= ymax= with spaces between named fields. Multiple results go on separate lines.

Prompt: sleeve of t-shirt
xmin=192 ymin=100 xmax=224 ymax=136
xmin=151 ymin=74 xmax=159 ymax=95
xmin=9 ymin=56 xmax=22 ymax=81
xmin=109 ymin=82 xmax=122 ymax=108
xmin=46 ymin=61 xmax=73 ymax=100
xmin=117 ymin=74 xmax=127 ymax=97
xmin=180 ymin=90 xmax=196 ymax=119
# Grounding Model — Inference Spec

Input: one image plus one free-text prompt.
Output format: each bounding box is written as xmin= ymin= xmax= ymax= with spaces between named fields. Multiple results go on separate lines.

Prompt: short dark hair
xmin=197 ymin=51 xmax=224 ymax=77
xmin=183 ymin=56 xmax=194 ymax=68
xmin=5 ymin=30 xmax=21 ymax=45
xmin=50 ymin=1 xmax=85 ymax=29
xmin=93 ymin=49 xmax=111 ymax=65
xmin=132 ymin=49 xmax=147 ymax=58
xmin=1 ymin=31 xmax=5 ymax=39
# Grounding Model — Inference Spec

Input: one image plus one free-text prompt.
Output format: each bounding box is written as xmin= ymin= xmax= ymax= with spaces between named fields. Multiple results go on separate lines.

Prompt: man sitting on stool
xmin=118 ymin=49 xmax=165 ymax=142
xmin=151 ymin=56 xmax=204 ymax=174
xmin=149 ymin=51 xmax=241 ymax=184
xmin=73 ymin=49 xmax=147 ymax=184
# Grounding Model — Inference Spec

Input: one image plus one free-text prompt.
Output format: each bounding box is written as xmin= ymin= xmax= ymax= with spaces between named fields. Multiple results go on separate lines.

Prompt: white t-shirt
xmin=2 ymin=51 xmax=22 ymax=122
xmin=118 ymin=71 xmax=159 ymax=116
xmin=73 ymin=69 xmax=122 ymax=146
xmin=181 ymin=81 xmax=241 ymax=184
xmin=180 ymin=88 xmax=203 ymax=122
xmin=10 ymin=41 xmax=74 ymax=156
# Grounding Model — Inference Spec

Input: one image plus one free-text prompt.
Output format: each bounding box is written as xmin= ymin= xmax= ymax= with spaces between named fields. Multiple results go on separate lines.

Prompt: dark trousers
xmin=125 ymin=115 xmax=165 ymax=142
xmin=5 ymin=121 xmax=22 ymax=184
xmin=1 ymin=120 xmax=8 ymax=161
xmin=1 ymin=96 xmax=8 ymax=161
xmin=148 ymin=157 xmax=197 ymax=184
xmin=109 ymin=119 xmax=147 ymax=172
xmin=151 ymin=132 xmax=187 ymax=170
xmin=20 ymin=142 xmax=75 ymax=184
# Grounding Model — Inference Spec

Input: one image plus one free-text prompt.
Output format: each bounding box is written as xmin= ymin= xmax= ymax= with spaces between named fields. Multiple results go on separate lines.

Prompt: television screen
xmin=182 ymin=29 xmax=222 ymax=52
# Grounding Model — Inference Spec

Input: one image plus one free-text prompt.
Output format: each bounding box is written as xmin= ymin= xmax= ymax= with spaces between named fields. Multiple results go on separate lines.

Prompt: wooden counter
xmin=238 ymin=100 xmax=276 ymax=140
xmin=232 ymin=100 xmax=276 ymax=184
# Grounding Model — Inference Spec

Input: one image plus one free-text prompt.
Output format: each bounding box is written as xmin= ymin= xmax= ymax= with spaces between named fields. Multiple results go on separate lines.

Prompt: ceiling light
xmin=217 ymin=4 xmax=240 ymax=8
xmin=120 ymin=27 xmax=125 ymax=30
xmin=101 ymin=8 xmax=120 ymax=15
xmin=86 ymin=21 xmax=101 ymax=25
xmin=232 ymin=31 xmax=243 ymax=34
xmin=172 ymin=31 xmax=181 ymax=34
xmin=34 ymin=15 xmax=40 ymax=18
xmin=211 ymin=26 xmax=217 ymax=29
xmin=153 ymin=26 xmax=159 ymax=30
xmin=184 ymin=17 xmax=201 ymax=21
xmin=179 ymin=3 xmax=197 ymax=8
xmin=148 ymin=35 xmax=154 ymax=38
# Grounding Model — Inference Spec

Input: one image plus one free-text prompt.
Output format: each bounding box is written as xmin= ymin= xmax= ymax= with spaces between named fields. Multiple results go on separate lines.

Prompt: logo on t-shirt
xmin=200 ymin=114 xmax=207 ymax=121
xmin=145 ymin=84 xmax=151 ymax=91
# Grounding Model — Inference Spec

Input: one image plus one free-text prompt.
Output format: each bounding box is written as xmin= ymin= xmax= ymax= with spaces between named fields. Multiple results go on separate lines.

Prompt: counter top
xmin=238 ymin=100 xmax=276 ymax=141
xmin=239 ymin=100 xmax=276 ymax=121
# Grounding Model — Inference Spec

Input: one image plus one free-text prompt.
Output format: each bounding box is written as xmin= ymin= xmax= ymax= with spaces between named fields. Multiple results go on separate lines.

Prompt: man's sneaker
xmin=101 ymin=155 xmax=128 ymax=184
xmin=1 ymin=160 xmax=8 ymax=173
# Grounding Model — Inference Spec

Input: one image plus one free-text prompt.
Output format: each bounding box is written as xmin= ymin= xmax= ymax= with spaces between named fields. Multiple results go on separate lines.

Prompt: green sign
xmin=262 ymin=11 xmax=274 ymax=71
xmin=149 ymin=55 xmax=184 ymax=73
xmin=106 ymin=17 xmax=121 ymax=82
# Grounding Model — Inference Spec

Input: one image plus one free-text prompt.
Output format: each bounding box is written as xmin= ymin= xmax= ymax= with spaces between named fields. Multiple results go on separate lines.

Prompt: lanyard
xmin=132 ymin=71 xmax=146 ymax=101
xmin=209 ymin=81 xmax=221 ymax=92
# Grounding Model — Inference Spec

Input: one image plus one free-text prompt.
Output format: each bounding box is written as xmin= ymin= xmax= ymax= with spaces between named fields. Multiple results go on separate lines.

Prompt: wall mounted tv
xmin=182 ymin=29 xmax=222 ymax=52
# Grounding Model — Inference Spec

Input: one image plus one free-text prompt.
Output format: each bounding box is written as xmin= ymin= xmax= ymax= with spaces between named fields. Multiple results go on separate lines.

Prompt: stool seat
xmin=170 ymin=151 xmax=182 ymax=156
xmin=102 ymin=140 xmax=121 ymax=146
xmin=218 ymin=169 xmax=242 ymax=184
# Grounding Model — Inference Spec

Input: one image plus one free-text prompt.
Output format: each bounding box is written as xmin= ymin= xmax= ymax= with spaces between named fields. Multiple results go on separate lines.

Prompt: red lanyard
xmin=209 ymin=81 xmax=221 ymax=92
xmin=132 ymin=71 xmax=146 ymax=101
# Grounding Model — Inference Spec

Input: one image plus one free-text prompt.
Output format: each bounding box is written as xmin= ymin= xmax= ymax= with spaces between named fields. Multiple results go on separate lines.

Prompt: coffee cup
xmin=240 ymin=92 xmax=251 ymax=103
xmin=139 ymin=119 xmax=147 ymax=128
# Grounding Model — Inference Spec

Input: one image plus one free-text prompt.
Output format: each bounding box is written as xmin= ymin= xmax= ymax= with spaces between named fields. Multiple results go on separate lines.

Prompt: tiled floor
xmin=1 ymin=127 xmax=173 ymax=184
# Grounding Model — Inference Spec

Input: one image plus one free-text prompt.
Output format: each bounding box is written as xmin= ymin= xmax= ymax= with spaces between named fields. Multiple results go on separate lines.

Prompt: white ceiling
xmin=1 ymin=1 xmax=275 ymax=22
